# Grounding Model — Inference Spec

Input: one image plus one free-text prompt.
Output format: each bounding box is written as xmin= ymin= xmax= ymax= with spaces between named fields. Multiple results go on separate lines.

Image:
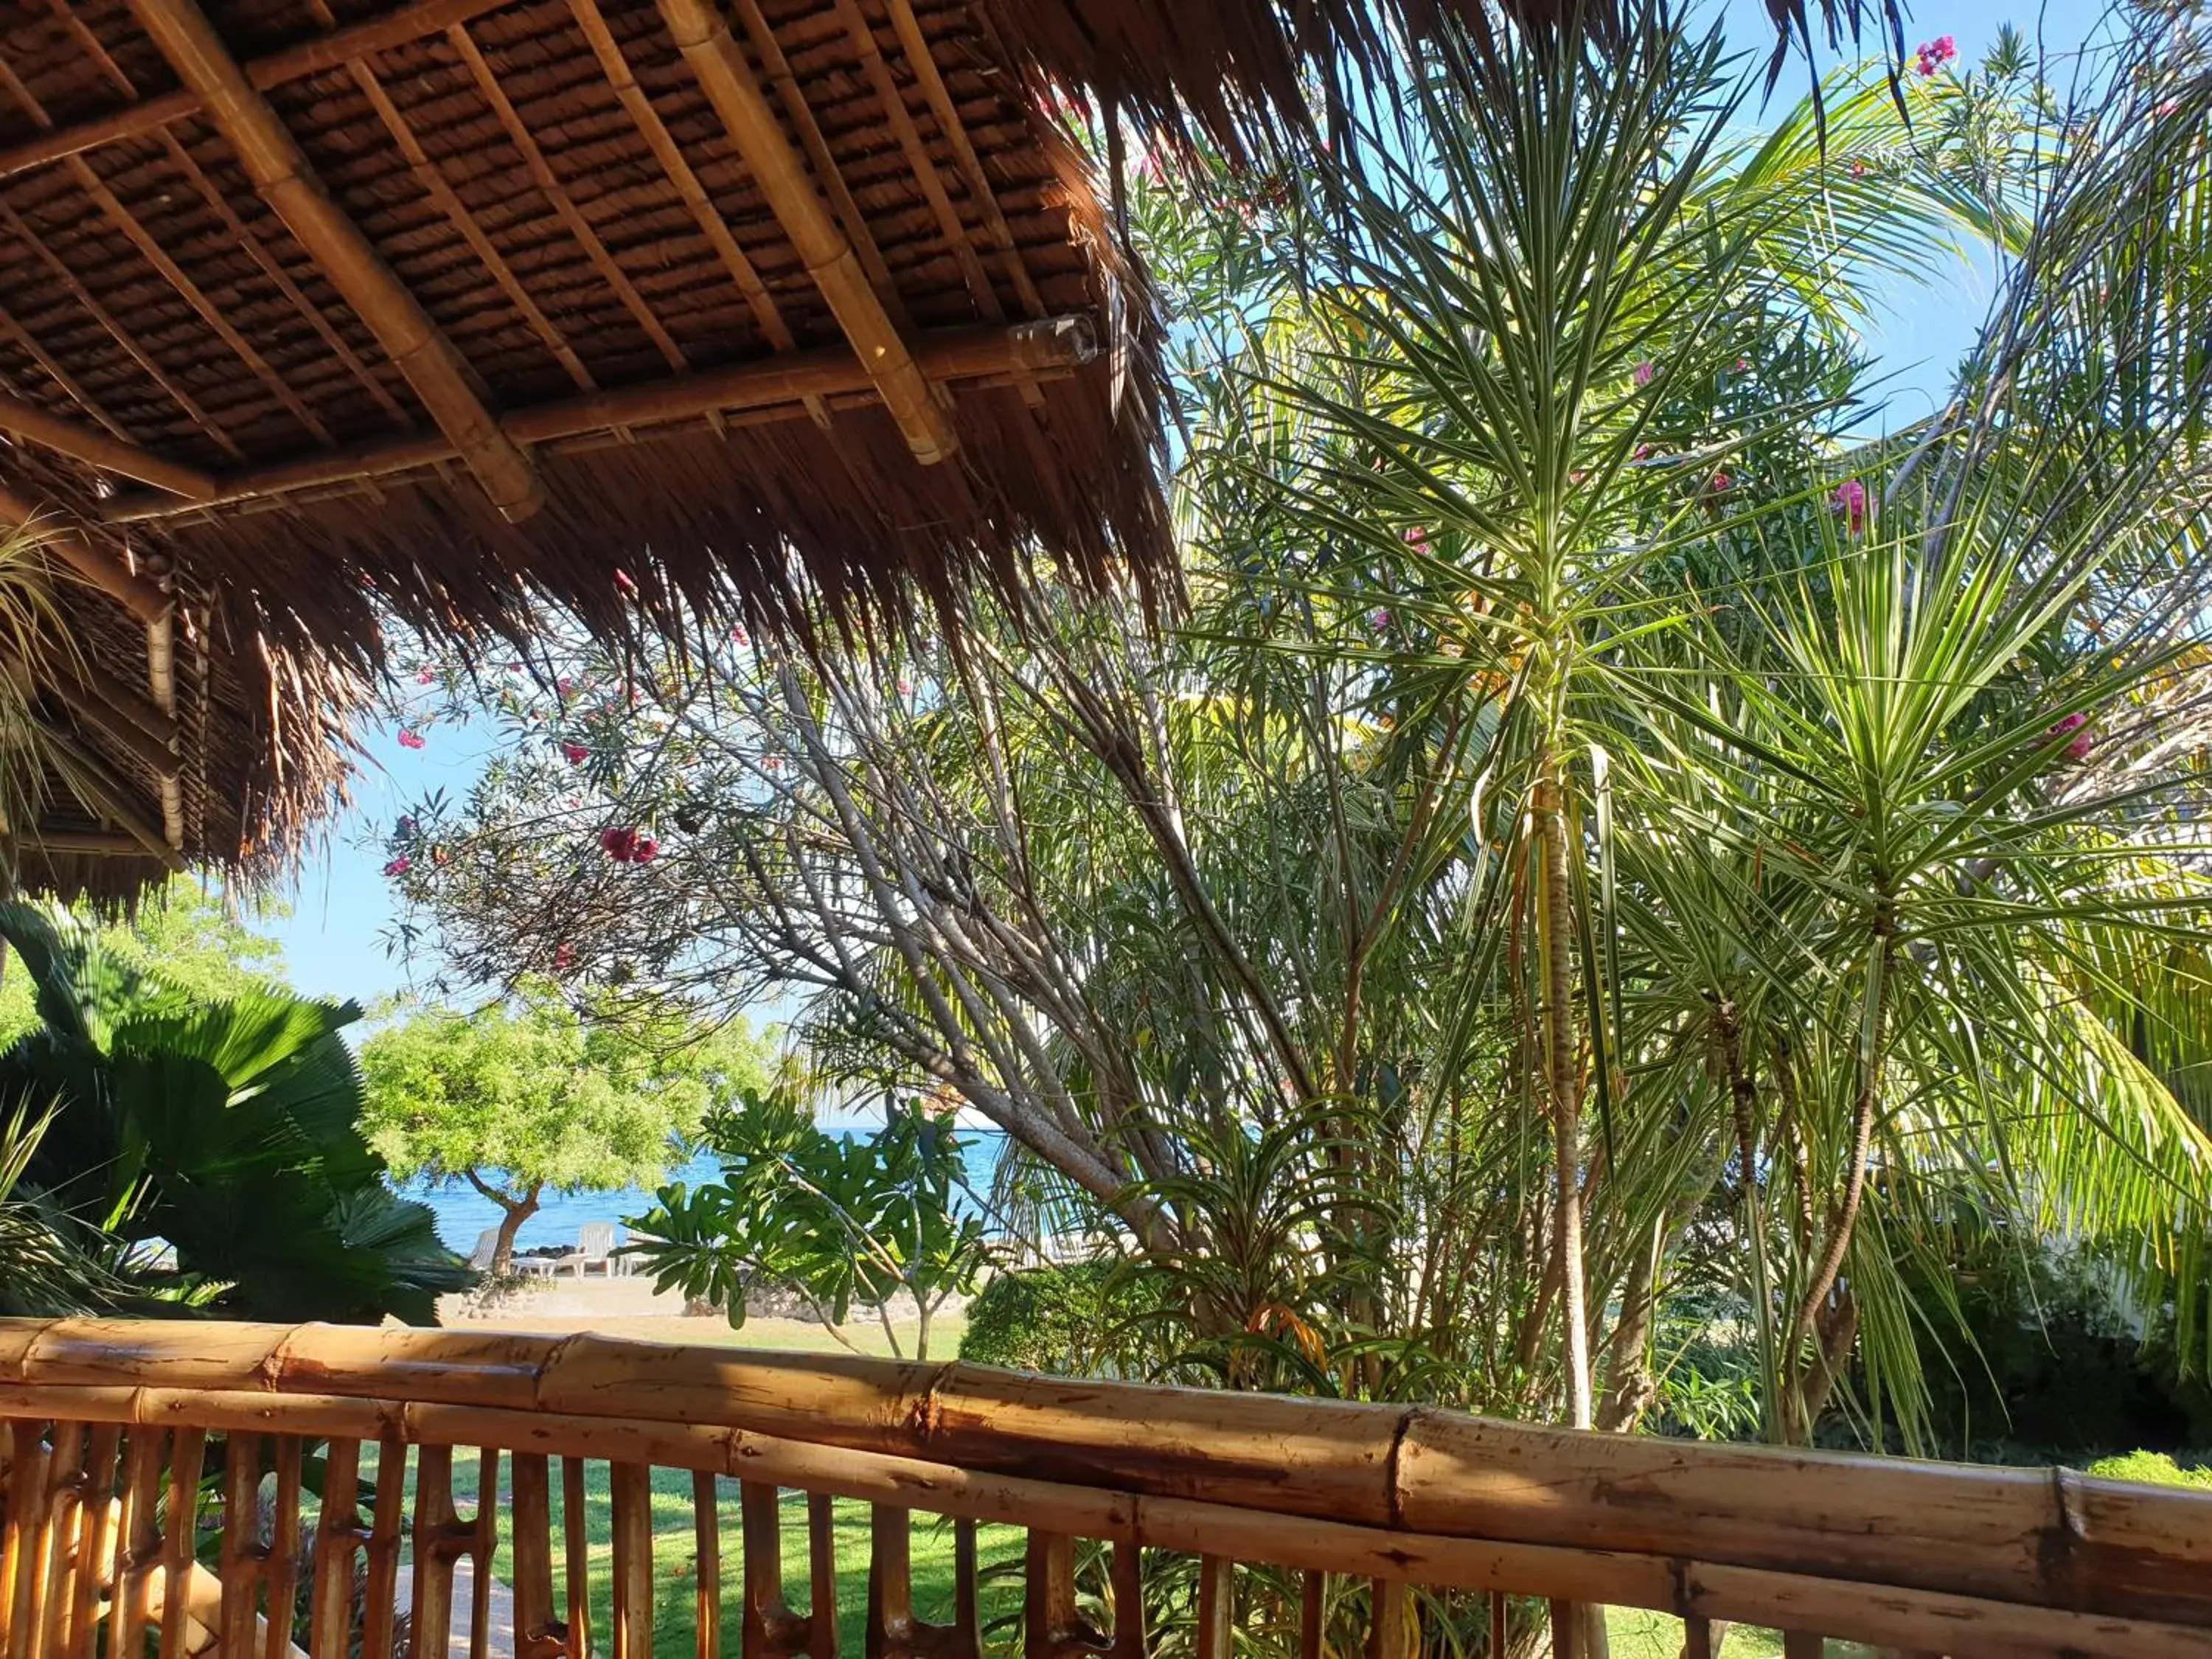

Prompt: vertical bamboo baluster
xmin=1366 ymin=1579 xmax=1406 ymax=1659
xmin=1023 ymin=1534 xmax=1075 ymax=1659
xmin=1297 ymin=1572 xmax=1323 ymax=1659
xmin=562 ymin=1459 xmax=593 ymax=1659
xmin=1680 ymin=1616 xmax=1713 ymax=1659
xmin=1108 ymin=1543 xmax=1143 ymax=1659
xmin=7 ymin=1430 xmax=53 ymax=1659
xmin=1191 ymin=1558 xmax=1230 ymax=1659
xmin=156 ymin=1431 xmax=207 ymax=1659
xmin=608 ymin=1465 xmax=653 ymax=1659
xmin=358 ymin=1440 xmax=406 ymax=1659
xmin=1546 ymin=1599 xmax=1576 ymax=1659
xmin=37 ymin=1425 xmax=87 ymax=1659
xmin=1 ymin=1422 xmax=24 ymax=1659
xmin=865 ymin=1508 xmax=908 ymax=1659
xmin=263 ymin=1439 xmax=304 ymax=1659
xmin=467 ymin=1451 xmax=501 ymax=1659
xmin=737 ymin=1484 xmax=782 ymax=1659
xmin=512 ymin=1456 xmax=556 ymax=1659
xmin=66 ymin=1427 xmax=120 ymax=1659
xmin=804 ymin=1496 xmax=835 ymax=1659
xmin=218 ymin=1436 xmax=263 ymax=1659
xmin=690 ymin=1473 xmax=721 ymax=1659
xmin=952 ymin=1520 xmax=981 ymax=1659
xmin=409 ymin=1447 xmax=461 ymax=1659
xmin=308 ymin=1441 xmax=362 ymax=1659
xmin=112 ymin=1433 xmax=166 ymax=1659
xmin=1488 ymin=1593 xmax=1508 ymax=1658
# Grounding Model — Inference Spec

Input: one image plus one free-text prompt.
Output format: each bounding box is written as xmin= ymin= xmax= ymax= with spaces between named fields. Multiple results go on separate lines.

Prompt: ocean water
xmin=405 ymin=1128 xmax=1010 ymax=1257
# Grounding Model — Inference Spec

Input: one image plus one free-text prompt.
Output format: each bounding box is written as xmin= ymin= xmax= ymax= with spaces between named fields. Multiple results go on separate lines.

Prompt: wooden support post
xmin=0 ymin=396 xmax=216 ymax=498
xmin=609 ymin=1464 xmax=653 ymax=1659
xmin=219 ymin=1436 xmax=263 ymax=1659
xmin=156 ymin=1430 xmax=207 ymax=1659
xmin=1366 ymin=1578 xmax=1406 ymax=1659
xmin=6 ymin=1430 xmax=52 ymax=1659
xmin=512 ymin=1455 xmax=558 ymax=1659
xmin=111 ymin=1433 xmax=164 ymax=1659
xmin=1489 ymin=1592 xmax=1509 ymax=1658
xmin=307 ymin=1440 xmax=362 ymax=1659
xmin=125 ymin=0 xmax=544 ymax=521
xmin=562 ymin=1457 xmax=594 ymax=1659
xmin=866 ymin=1507 xmax=909 ymax=1659
xmin=804 ymin=1495 xmax=837 ymax=1659
xmin=359 ymin=1440 xmax=406 ymax=1659
xmin=692 ymin=1472 xmax=723 ymax=1659
xmin=66 ymin=1427 xmax=121 ymax=1659
xmin=1192 ymin=1557 xmax=1230 ymax=1659
xmin=467 ymin=1449 xmax=501 ymax=1659
xmin=653 ymin=0 xmax=956 ymax=465
xmin=409 ymin=1446 xmax=461 ymax=1659
xmin=1298 ymin=1571 xmax=1323 ymax=1659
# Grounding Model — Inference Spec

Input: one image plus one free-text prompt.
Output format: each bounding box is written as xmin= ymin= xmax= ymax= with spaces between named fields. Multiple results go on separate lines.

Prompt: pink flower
xmin=507 ymin=661 xmax=523 ymax=674
xmin=613 ymin=568 xmax=638 ymax=595
xmin=558 ymin=676 xmax=577 ymax=697
xmin=1832 ymin=479 xmax=1867 ymax=532
xmin=1135 ymin=151 xmax=1164 ymax=184
xmin=552 ymin=942 xmax=575 ymax=972
xmin=1403 ymin=526 xmax=1430 ymax=554
xmin=631 ymin=835 xmax=659 ymax=865
xmin=599 ymin=825 xmax=639 ymax=862
xmin=2048 ymin=711 xmax=2093 ymax=762
xmin=1915 ymin=35 xmax=1956 ymax=76
xmin=1708 ymin=472 xmax=1731 ymax=493
xmin=897 ymin=678 xmax=913 ymax=695
xmin=382 ymin=856 xmax=411 ymax=877
xmin=415 ymin=669 xmax=434 ymax=685
xmin=1848 ymin=159 xmax=1870 ymax=179
xmin=397 ymin=815 xmax=417 ymax=836
xmin=560 ymin=741 xmax=589 ymax=765
xmin=1370 ymin=608 xmax=1392 ymax=630
xmin=729 ymin=627 xmax=749 ymax=646
xmin=1634 ymin=444 xmax=1655 ymax=461
xmin=1632 ymin=361 xmax=1655 ymax=388
xmin=762 ymin=756 xmax=782 ymax=772
xmin=1734 ymin=357 xmax=1749 ymax=372
xmin=397 ymin=728 xmax=425 ymax=750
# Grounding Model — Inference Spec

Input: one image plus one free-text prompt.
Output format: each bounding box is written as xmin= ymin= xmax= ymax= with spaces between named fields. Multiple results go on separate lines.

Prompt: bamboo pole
xmin=608 ymin=1464 xmax=653 ymax=1659
xmin=66 ymin=1427 xmax=120 ymax=1659
xmin=157 ymin=1431 xmax=208 ymax=1659
xmin=358 ymin=1441 xmax=405 ymax=1659
xmin=0 ymin=397 xmax=215 ymax=499
xmin=111 ymin=1433 xmax=164 ymax=1659
xmin=263 ymin=1437 xmax=304 ymax=1659
xmin=408 ymin=1445 xmax=461 ymax=1659
xmin=692 ymin=1472 xmax=722 ymax=1659
xmin=7 ymin=1432 xmax=53 ymax=1659
xmin=1367 ymin=1579 xmax=1406 ymax=1659
xmin=1192 ymin=1557 xmax=1229 ymax=1659
xmin=102 ymin=319 xmax=1095 ymax=526
xmin=562 ymin=1457 xmax=593 ymax=1659
xmin=307 ymin=1439 xmax=360 ymax=1659
xmin=125 ymin=0 xmax=543 ymax=522
xmin=652 ymin=0 xmax=956 ymax=466
xmin=467 ymin=1449 xmax=498 ymax=1659
xmin=512 ymin=1455 xmax=556 ymax=1659
xmin=0 ymin=487 xmax=168 ymax=622
xmin=1296 ymin=1571 xmax=1321 ymax=1659
xmin=804 ymin=1495 xmax=835 ymax=1659
xmin=866 ymin=1506 xmax=908 ymax=1659
xmin=218 ymin=1436 xmax=262 ymax=1659
xmin=142 ymin=590 xmax=184 ymax=853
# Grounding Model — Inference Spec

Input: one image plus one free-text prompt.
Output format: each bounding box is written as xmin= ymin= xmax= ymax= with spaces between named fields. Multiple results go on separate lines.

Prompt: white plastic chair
xmin=577 ymin=1221 xmax=619 ymax=1276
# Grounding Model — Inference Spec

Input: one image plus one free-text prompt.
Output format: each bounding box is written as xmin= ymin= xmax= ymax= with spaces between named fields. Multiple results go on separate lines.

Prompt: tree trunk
xmin=1532 ymin=764 xmax=1593 ymax=1431
xmin=467 ymin=1175 xmax=543 ymax=1275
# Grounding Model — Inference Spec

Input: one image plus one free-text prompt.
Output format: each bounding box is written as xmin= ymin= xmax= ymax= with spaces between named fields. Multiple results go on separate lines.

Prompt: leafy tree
xmin=629 ymin=1091 xmax=986 ymax=1359
xmin=0 ymin=878 xmax=288 ymax=1045
xmin=359 ymin=987 xmax=759 ymax=1272
xmin=0 ymin=902 xmax=466 ymax=1324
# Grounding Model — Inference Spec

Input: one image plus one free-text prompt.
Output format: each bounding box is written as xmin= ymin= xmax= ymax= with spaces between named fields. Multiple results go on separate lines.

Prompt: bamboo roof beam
xmin=0 ymin=394 xmax=217 ymax=499
xmin=48 ymin=742 xmax=184 ymax=872
xmin=653 ymin=0 xmax=959 ymax=466
xmin=103 ymin=318 xmax=1093 ymax=523
xmin=0 ymin=482 xmax=170 ymax=622
xmin=126 ymin=0 xmax=546 ymax=523
xmin=145 ymin=609 xmax=183 ymax=850
xmin=18 ymin=828 xmax=150 ymax=858
xmin=0 ymin=0 xmax=524 ymax=183
xmin=0 ymin=303 xmax=136 ymax=448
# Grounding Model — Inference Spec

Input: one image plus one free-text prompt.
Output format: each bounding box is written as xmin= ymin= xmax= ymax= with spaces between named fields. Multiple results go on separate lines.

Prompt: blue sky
xmin=260 ymin=0 xmax=2106 ymax=1012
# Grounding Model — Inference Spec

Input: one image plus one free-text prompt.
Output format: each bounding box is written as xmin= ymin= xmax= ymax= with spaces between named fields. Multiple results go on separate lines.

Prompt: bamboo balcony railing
xmin=3 ymin=1322 xmax=2212 ymax=1659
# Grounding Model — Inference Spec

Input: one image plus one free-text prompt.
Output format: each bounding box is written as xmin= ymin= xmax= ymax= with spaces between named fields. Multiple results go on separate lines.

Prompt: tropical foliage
xmin=628 ymin=1088 xmax=986 ymax=1359
xmin=380 ymin=1 xmax=2212 ymax=1467
xmin=0 ymin=902 xmax=467 ymax=1323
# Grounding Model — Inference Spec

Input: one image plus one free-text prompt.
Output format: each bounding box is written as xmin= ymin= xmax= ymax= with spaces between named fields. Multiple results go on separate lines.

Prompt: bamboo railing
xmin=2 ymin=1321 xmax=2211 ymax=1659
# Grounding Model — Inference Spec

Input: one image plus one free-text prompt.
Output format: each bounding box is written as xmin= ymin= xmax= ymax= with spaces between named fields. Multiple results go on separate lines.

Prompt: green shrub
xmin=2086 ymin=1450 xmax=2212 ymax=1490
xmin=959 ymin=1261 xmax=1158 ymax=1376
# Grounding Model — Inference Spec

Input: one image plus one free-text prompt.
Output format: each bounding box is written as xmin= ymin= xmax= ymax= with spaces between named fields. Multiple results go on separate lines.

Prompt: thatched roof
xmin=0 ymin=0 xmax=1888 ymax=901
